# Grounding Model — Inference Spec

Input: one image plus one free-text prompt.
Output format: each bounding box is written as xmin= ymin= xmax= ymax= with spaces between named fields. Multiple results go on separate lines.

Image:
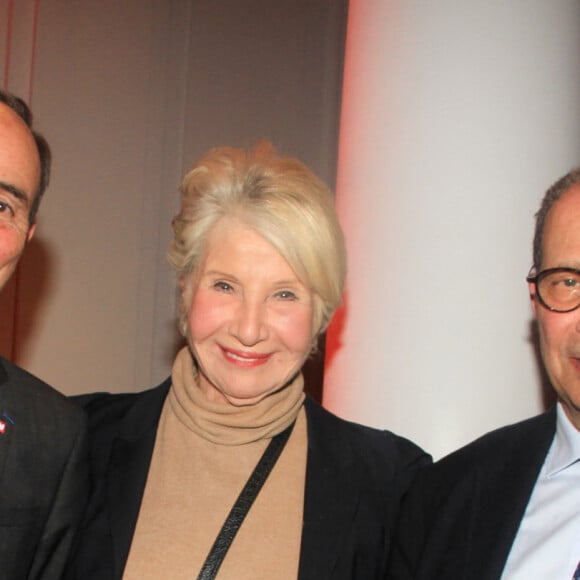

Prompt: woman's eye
xmin=213 ymin=281 xmax=233 ymax=292
xmin=276 ymin=290 xmax=297 ymax=300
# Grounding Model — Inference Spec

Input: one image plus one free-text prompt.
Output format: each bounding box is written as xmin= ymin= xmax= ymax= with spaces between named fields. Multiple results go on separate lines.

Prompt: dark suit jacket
xmin=65 ymin=379 xmax=429 ymax=579
xmin=0 ymin=356 xmax=88 ymax=580
xmin=387 ymin=408 xmax=556 ymax=580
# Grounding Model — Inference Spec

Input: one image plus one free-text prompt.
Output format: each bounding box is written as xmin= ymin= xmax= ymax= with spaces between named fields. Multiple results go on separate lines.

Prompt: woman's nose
xmin=231 ymin=299 xmax=268 ymax=345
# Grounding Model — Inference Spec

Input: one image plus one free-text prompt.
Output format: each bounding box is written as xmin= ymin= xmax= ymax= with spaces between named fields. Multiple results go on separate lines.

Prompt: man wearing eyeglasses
xmin=388 ymin=168 xmax=580 ymax=580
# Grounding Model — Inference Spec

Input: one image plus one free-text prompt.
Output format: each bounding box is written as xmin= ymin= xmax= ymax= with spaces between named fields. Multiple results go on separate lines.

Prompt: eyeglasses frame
xmin=526 ymin=266 xmax=580 ymax=313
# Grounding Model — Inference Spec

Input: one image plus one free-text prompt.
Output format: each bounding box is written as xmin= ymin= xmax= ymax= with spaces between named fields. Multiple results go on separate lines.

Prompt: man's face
xmin=530 ymin=184 xmax=580 ymax=429
xmin=0 ymin=103 xmax=39 ymax=291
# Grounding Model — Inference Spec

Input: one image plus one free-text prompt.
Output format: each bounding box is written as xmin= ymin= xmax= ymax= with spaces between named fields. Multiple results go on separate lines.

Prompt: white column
xmin=324 ymin=0 xmax=580 ymax=458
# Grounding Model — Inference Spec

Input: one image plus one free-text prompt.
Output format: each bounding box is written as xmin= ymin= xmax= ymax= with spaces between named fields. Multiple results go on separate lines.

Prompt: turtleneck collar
xmin=168 ymin=346 xmax=305 ymax=445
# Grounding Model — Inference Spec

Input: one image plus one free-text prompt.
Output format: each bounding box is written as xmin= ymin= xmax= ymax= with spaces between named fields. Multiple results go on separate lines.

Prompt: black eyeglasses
xmin=526 ymin=267 xmax=580 ymax=313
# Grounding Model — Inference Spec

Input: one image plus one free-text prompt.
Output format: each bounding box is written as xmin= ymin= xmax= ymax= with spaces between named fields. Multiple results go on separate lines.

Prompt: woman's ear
xmin=178 ymin=275 xmax=194 ymax=337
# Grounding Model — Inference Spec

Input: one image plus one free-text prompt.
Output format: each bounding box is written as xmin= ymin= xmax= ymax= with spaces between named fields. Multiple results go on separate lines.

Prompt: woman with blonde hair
xmin=66 ymin=142 xmax=428 ymax=580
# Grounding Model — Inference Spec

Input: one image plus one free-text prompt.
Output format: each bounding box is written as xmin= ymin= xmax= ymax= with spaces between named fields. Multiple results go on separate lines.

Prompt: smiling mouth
xmin=221 ymin=347 xmax=270 ymax=366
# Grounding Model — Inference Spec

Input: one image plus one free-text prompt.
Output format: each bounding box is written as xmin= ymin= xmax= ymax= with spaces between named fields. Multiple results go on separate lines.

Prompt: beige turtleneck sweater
xmin=123 ymin=347 xmax=308 ymax=580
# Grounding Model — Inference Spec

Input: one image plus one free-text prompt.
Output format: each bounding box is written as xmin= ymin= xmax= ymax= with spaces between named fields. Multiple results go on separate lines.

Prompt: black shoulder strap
xmin=197 ymin=420 xmax=296 ymax=580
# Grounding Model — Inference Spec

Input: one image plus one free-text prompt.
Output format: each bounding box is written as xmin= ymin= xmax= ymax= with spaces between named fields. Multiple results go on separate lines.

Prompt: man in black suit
xmin=388 ymin=168 xmax=580 ymax=580
xmin=0 ymin=89 xmax=88 ymax=579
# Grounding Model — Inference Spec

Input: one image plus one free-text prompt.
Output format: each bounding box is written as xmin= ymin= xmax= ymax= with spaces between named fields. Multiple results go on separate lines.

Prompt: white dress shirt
xmin=502 ymin=403 xmax=580 ymax=579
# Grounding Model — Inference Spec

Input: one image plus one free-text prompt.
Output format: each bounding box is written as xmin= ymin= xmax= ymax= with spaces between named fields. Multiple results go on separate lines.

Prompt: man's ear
xmin=26 ymin=223 xmax=36 ymax=243
xmin=528 ymin=281 xmax=538 ymax=315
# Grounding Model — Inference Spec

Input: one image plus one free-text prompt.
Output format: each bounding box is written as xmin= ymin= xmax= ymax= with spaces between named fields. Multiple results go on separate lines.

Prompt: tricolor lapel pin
xmin=0 ymin=413 xmax=14 ymax=435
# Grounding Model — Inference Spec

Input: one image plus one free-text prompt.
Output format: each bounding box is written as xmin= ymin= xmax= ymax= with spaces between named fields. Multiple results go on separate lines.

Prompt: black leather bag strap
xmin=197 ymin=420 xmax=296 ymax=580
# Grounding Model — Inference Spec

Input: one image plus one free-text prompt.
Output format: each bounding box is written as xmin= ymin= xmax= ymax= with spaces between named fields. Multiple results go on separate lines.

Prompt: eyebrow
xmin=0 ymin=181 xmax=29 ymax=207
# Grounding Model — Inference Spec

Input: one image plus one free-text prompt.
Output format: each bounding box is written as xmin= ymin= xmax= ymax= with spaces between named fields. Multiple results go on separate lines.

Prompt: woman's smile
xmin=185 ymin=217 xmax=315 ymax=406
xmin=220 ymin=346 xmax=271 ymax=367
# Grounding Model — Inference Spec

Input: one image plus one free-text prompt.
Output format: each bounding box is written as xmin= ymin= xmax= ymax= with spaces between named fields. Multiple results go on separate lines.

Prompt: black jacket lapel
xmin=0 ymin=361 xmax=15 ymax=482
xmin=470 ymin=408 xmax=556 ymax=579
xmin=106 ymin=381 xmax=170 ymax=579
xmin=298 ymin=398 xmax=361 ymax=579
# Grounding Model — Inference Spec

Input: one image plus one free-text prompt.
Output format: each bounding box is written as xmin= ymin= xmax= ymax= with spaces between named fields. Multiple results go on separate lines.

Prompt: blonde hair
xmin=169 ymin=142 xmax=346 ymax=336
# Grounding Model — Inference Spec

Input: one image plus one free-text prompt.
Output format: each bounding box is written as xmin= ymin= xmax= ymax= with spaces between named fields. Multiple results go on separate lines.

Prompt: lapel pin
xmin=0 ymin=413 xmax=14 ymax=435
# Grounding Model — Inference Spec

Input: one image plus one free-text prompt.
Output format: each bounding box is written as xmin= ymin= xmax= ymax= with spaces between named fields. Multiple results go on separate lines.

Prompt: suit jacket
xmin=65 ymin=379 xmax=429 ymax=579
xmin=387 ymin=408 xmax=556 ymax=580
xmin=0 ymin=356 xmax=88 ymax=580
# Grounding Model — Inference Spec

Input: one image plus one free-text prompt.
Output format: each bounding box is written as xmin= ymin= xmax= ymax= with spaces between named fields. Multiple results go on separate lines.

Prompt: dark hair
xmin=0 ymin=89 xmax=51 ymax=223
xmin=533 ymin=167 xmax=580 ymax=270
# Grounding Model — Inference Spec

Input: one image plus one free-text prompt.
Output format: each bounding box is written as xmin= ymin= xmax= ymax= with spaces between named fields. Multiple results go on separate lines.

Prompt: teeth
xmin=227 ymin=352 xmax=260 ymax=362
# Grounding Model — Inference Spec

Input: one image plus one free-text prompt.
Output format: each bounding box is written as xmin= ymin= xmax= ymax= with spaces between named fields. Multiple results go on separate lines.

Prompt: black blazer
xmin=388 ymin=408 xmax=556 ymax=580
xmin=0 ymin=356 xmax=88 ymax=580
xmin=65 ymin=379 xmax=429 ymax=579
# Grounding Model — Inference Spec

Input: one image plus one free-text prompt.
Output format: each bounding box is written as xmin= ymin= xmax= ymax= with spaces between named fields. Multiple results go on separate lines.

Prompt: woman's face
xmin=185 ymin=218 xmax=314 ymax=406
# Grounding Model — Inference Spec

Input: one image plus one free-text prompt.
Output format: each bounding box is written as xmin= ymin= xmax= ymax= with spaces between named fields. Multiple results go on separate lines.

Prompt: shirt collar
xmin=545 ymin=402 xmax=580 ymax=477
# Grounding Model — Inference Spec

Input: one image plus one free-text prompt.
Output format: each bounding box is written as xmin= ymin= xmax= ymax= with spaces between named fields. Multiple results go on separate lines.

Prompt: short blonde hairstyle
xmin=169 ymin=142 xmax=346 ymax=336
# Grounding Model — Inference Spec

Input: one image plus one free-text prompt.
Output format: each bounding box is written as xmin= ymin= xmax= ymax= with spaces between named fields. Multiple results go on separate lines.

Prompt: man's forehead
xmin=542 ymin=185 xmax=580 ymax=264
xmin=0 ymin=101 xmax=22 ymax=127
xmin=0 ymin=102 xmax=33 ymax=138
xmin=0 ymin=103 xmax=40 ymax=201
xmin=551 ymin=185 xmax=580 ymax=218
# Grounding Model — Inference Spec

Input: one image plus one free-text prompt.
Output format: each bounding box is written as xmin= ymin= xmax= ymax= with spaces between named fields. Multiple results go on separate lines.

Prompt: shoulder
xmin=434 ymin=408 xmax=555 ymax=476
xmin=72 ymin=378 xmax=171 ymax=445
xmin=74 ymin=379 xmax=167 ymax=419
xmin=388 ymin=410 xmax=556 ymax=576
xmin=404 ymin=408 xmax=556 ymax=505
xmin=1 ymin=355 xmax=68 ymax=402
xmin=304 ymin=397 xmax=430 ymax=474
xmin=0 ymin=356 xmax=85 ymax=432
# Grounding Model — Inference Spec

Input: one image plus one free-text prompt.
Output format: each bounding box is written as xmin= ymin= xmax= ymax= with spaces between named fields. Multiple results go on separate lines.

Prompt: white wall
xmin=14 ymin=0 xmax=190 ymax=393
xmin=3 ymin=0 xmax=580 ymax=461
xmin=324 ymin=0 xmax=580 ymax=459
xmin=1 ymin=0 xmax=346 ymax=395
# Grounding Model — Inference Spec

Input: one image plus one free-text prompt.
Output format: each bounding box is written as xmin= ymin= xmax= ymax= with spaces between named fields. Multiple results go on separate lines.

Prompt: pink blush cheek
xmin=277 ymin=310 xmax=314 ymax=352
xmin=187 ymin=291 xmax=227 ymax=340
